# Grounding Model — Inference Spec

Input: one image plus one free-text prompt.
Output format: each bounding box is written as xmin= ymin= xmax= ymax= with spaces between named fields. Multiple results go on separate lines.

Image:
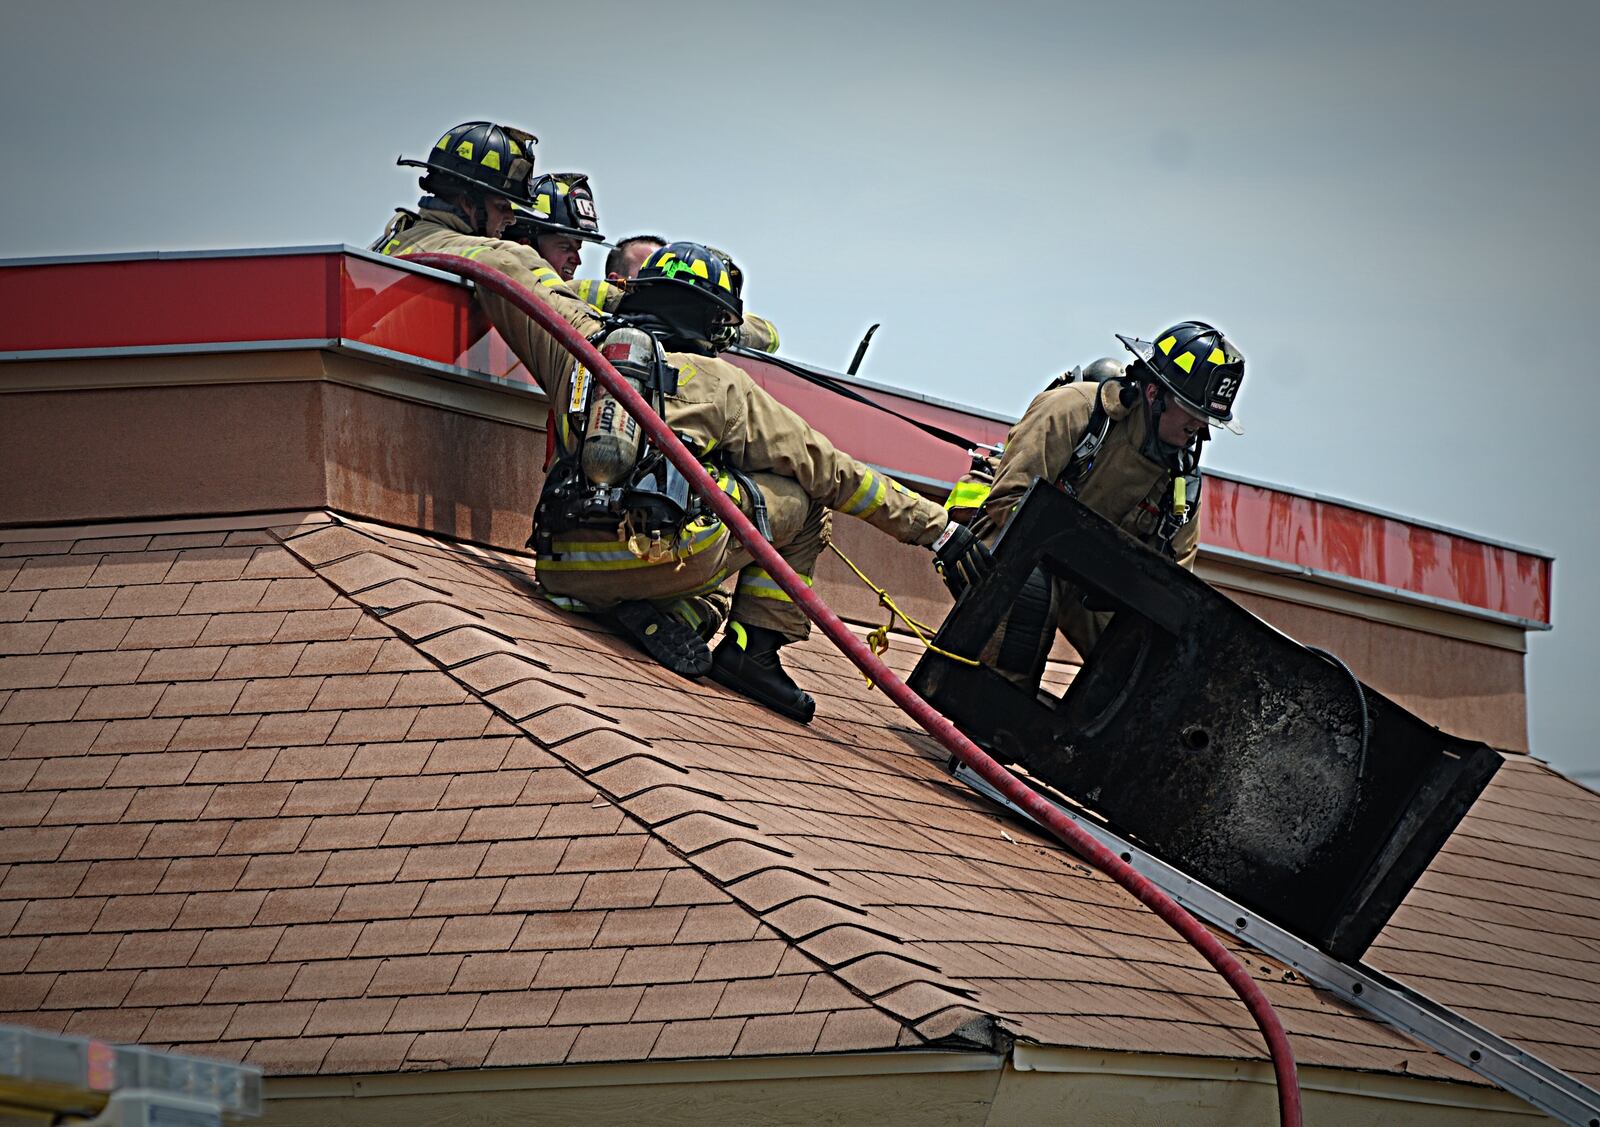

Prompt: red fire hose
xmin=404 ymin=252 xmax=1303 ymax=1126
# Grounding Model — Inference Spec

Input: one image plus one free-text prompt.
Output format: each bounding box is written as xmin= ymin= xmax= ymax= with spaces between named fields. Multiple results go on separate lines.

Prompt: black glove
xmin=932 ymin=520 xmax=995 ymax=599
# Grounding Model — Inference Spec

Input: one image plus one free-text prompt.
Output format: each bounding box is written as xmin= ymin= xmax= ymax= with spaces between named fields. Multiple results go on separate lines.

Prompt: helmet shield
xmin=1117 ymin=321 xmax=1245 ymax=434
xmin=510 ymin=173 xmax=605 ymax=244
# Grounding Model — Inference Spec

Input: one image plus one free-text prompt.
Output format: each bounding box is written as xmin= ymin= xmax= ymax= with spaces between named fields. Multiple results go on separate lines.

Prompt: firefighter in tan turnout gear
xmin=373 ymin=121 xmax=599 ymax=367
xmin=945 ymin=321 xmax=1244 ymax=690
xmin=526 ymin=241 xmax=991 ymax=724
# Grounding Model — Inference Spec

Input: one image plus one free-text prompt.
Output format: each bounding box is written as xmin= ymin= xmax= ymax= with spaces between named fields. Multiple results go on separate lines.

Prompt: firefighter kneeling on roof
xmin=533 ymin=242 xmax=993 ymax=724
xmin=945 ymin=321 xmax=1245 ymax=689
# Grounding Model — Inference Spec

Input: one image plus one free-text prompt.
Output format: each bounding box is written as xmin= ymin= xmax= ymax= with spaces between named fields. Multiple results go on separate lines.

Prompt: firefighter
xmin=946 ymin=321 xmax=1244 ymax=687
xmin=607 ymin=235 xmax=666 ymax=281
xmin=504 ymin=172 xmax=605 ymax=282
xmin=571 ymin=233 xmax=781 ymax=355
xmin=372 ymin=121 xmax=598 ymax=373
xmin=529 ymin=241 xmax=991 ymax=724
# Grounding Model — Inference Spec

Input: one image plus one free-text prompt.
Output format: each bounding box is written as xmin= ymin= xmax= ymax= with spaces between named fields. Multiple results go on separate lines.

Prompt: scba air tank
xmin=580 ymin=325 xmax=655 ymax=487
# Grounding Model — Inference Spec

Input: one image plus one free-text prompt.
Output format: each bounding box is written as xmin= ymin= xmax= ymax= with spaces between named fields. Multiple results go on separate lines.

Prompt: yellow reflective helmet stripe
xmin=481 ymin=149 xmax=502 ymax=171
xmin=1158 ymin=335 xmax=1177 ymax=355
xmin=1207 ymin=347 xmax=1227 ymax=365
xmin=1174 ymin=351 xmax=1196 ymax=373
xmin=944 ymin=480 xmax=992 ymax=511
xmin=455 ymin=139 xmax=474 ymax=161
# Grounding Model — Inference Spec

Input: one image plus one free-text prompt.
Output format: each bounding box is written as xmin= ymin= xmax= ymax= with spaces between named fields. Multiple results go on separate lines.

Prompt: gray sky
xmin=4 ymin=0 xmax=1597 ymax=779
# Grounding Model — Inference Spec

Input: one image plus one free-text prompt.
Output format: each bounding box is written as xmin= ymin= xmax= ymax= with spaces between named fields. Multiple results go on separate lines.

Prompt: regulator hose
xmin=403 ymin=252 xmax=1304 ymax=1127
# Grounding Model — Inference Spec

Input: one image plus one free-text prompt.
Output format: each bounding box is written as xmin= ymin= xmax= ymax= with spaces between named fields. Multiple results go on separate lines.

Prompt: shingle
xmin=404 ymin=1029 xmax=496 ymax=1068
xmin=613 ymin=945 xmax=708 ymax=987
xmin=0 ymin=621 xmax=54 ymax=655
xmin=386 ymin=992 xmax=478 ymax=1032
xmin=479 ymin=841 xmax=569 ymax=881
xmin=245 ymin=1035 xmax=334 ymax=1074
xmin=52 ymin=823 xmax=133 ymax=862
xmin=91 ymin=717 xmax=180 ymax=752
xmin=352 ymin=918 xmax=444 ymax=958
xmin=333 ymin=881 xmax=425 ymax=921
xmin=14 ymin=721 xmax=103 ymax=758
xmin=117 ymin=616 xmax=200 ymax=651
xmin=59 ymin=650 xmax=152 ymax=687
xmin=165 ymin=548 xmax=256 ymax=584
xmin=272 ymin=921 xmax=363 ymax=962
xmin=41 ymin=969 xmax=137 ymax=1009
xmin=366 ymin=954 xmax=463 ymax=997
xmin=268 ymin=745 xmax=359 ymax=782
xmin=234 ymin=676 xmax=326 ymax=714
xmin=254 ymin=885 xmax=346 ymax=926
xmin=246 ymin=712 xmax=337 ymax=749
xmin=215 ymin=642 xmax=306 ymax=680
xmin=196 ymin=612 xmax=287 ymax=647
xmin=201 ymin=782 xmax=293 ymax=820
xmin=814 ymin=1007 xmax=905 ymax=1053
xmin=27 ymin=756 xmax=116 ymax=791
xmin=533 ymin=948 xmax=625 ymax=989
xmin=27 ymin=587 xmax=115 ymax=620
xmin=64 ymin=1006 xmax=155 ymax=1043
xmin=572 ymin=870 xmax=667 ymax=911
xmin=106 ymin=929 xmax=203 ymax=970
xmin=321 ymin=1033 xmax=415 ymax=1073
xmin=316 ymin=847 xmax=407 ymax=888
xmin=2 ymin=686 xmax=90 ymax=723
xmin=329 ymin=708 xmax=420 ymax=746
xmin=0 ymin=654 xmax=74 ymax=689
xmin=172 ymin=889 xmax=267 ymax=930
xmin=223 ymin=1000 xmax=316 ymax=1040
xmin=124 ymin=966 xmax=221 ymax=1007
xmin=0 ymin=861 xmax=87 ymax=899
xmin=93 ymin=893 xmax=187 ymax=933
xmin=451 ymin=952 xmax=544 ymax=994
xmin=143 ymin=1003 xmax=238 ymax=1044
xmin=26 ymin=933 xmax=117 ymax=973
xmin=74 ymin=684 xmax=162 ymax=721
xmin=484 ymin=1026 xmax=578 ymax=1067
xmin=204 ymin=963 xmax=299 ymax=1004
xmin=361 ymin=774 xmax=448 ymax=813
xmin=305 ymin=997 xmax=399 ymax=1036
xmin=237 ymin=850 xmax=328 ymax=890
xmin=106 ymin=752 xmax=198 ymax=788
xmin=311 ymin=674 xmax=401 ymax=711
xmin=286 ymin=958 xmax=381 ymax=1001
xmin=163 ymin=715 xmax=255 ymax=752
xmin=103 ymin=585 xmax=190 ymax=619
xmin=275 ymin=608 xmax=363 ymax=643
xmin=434 ymin=915 xmax=522 ymax=953
xmin=280 ymin=778 xmax=372 ymax=817
xmin=155 ymin=856 xmax=248 ymax=892
xmin=566 ymin=1020 xmax=663 ymax=1063
xmin=465 ymin=989 xmax=561 ymax=1030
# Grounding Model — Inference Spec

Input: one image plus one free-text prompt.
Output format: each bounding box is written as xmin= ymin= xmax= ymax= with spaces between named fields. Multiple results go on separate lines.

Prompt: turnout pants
xmin=537 ymin=473 xmax=829 ymax=642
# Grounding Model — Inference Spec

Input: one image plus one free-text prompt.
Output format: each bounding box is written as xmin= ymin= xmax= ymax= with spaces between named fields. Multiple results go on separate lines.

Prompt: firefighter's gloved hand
xmin=932 ymin=519 xmax=994 ymax=599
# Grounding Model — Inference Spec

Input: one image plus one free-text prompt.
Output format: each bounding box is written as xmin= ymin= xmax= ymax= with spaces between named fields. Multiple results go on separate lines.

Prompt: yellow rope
xmin=824 ymin=541 xmax=980 ymax=685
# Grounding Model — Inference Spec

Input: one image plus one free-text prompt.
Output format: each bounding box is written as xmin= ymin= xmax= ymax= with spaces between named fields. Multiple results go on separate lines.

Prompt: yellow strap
xmin=824 ymin=542 xmax=979 ymax=686
xmin=944 ymin=479 xmax=992 ymax=511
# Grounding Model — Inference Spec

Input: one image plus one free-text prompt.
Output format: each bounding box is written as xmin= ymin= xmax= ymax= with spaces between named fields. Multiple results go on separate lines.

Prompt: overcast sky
xmin=3 ymin=0 xmax=1596 ymax=779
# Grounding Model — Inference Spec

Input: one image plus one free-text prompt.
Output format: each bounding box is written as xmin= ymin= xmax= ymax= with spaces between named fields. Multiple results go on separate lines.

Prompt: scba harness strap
xmin=533 ymin=319 xmax=769 ymax=562
xmin=1056 ymin=379 xmax=1202 ymax=561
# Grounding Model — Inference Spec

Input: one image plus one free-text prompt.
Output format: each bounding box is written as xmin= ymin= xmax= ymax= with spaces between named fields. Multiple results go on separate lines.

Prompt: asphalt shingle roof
xmin=2 ymin=511 xmax=1596 ymax=1089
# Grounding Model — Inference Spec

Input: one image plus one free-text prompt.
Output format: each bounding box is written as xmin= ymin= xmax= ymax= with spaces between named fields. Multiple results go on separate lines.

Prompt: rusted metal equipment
xmin=911 ymin=482 xmax=1502 ymax=961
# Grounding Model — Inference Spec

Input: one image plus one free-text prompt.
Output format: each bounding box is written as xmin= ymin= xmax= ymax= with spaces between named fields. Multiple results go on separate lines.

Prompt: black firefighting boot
xmin=614 ymin=600 xmax=713 ymax=678
xmin=710 ymin=622 xmax=816 ymax=724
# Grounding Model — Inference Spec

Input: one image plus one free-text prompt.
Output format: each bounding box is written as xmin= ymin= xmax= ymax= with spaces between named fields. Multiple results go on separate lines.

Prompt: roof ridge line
xmin=275 ymin=521 xmax=999 ymax=1051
